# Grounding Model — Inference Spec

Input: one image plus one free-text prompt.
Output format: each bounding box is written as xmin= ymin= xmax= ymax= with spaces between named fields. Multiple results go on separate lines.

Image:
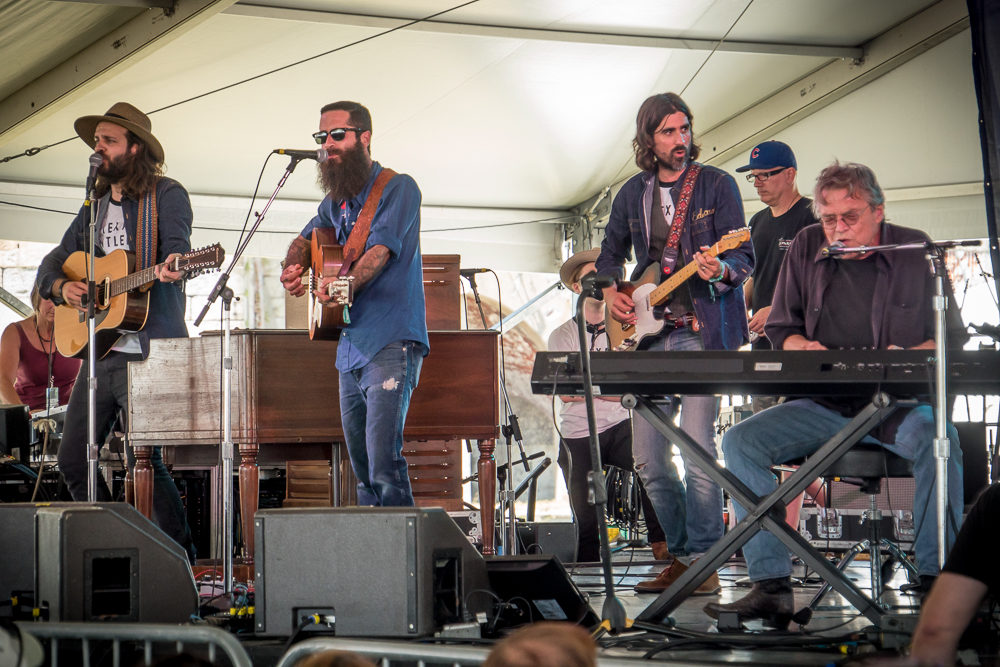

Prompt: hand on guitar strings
xmin=60 ymin=280 xmax=89 ymax=311
xmin=154 ymin=253 xmax=186 ymax=284
xmin=279 ymin=263 xmax=307 ymax=297
xmin=606 ymin=287 xmax=637 ymax=325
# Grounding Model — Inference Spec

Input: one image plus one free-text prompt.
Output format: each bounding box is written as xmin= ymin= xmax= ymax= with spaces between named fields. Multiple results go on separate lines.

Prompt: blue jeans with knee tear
xmin=339 ymin=340 xmax=423 ymax=506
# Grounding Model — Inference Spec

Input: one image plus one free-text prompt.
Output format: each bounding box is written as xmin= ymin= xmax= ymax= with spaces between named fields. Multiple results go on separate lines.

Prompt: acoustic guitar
xmin=54 ymin=243 xmax=224 ymax=359
xmin=308 ymin=227 xmax=352 ymax=340
xmin=605 ymin=228 xmax=751 ymax=351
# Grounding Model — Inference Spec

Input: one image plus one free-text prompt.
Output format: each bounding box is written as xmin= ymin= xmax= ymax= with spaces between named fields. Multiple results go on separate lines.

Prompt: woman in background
xmin=0 ymin=283 xmax=81 ymax=411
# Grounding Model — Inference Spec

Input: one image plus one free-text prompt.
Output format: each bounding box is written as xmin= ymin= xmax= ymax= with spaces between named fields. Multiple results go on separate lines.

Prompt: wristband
xmin=708 ymin=260 xmax=728 ymax=284
xmin=51 ymin=279 xmax=66 ymax=306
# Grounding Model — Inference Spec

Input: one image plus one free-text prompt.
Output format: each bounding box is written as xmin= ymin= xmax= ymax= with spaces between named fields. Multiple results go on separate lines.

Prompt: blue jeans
xmin=722 ymin=399 xmax=963 ymax=580
xmin=632 ymin=328 xmax=724 ymax=556
xmin=59 ymin=353 xmax=195 ymax=562
xmin=339 ymin=341 xmax=423 ymax=506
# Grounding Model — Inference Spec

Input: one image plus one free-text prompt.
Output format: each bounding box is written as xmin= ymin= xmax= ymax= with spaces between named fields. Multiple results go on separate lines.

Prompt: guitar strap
xmin=660 ymin=162 xmax=702 ymax=275
xmin=135 ymin=181 xmax=158 ymax=292
xmin=337 ymin=168 xmax=398 ymax=277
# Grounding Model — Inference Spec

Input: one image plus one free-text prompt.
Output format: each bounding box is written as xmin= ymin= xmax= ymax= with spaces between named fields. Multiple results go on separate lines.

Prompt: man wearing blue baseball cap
xmin=735 ymin=141 xmax=816 ymax=352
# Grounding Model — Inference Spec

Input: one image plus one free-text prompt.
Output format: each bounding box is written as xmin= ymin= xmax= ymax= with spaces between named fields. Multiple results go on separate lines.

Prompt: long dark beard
xmin=95 ymin=152 xmax=133 ymax=195
xmin=318 ymin=143 xmax=372 ymax=202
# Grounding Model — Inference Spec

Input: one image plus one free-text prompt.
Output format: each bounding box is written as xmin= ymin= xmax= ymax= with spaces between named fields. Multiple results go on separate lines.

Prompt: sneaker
xmin=633 ymin=558 xmax=721 ymax=595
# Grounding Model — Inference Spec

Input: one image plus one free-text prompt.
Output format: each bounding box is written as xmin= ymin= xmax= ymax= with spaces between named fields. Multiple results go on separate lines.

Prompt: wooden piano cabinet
xmin=128 ymin=329 xmax=500 ymax=561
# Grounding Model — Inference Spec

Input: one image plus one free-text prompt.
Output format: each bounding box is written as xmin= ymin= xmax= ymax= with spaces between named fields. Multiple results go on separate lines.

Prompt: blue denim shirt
xmin=37 ymin=177 xmax=192 ymax=357
xmin=299 ymin=162 xmax=429 ymax=372
xmin=596 ymin=164 xmax=754 ymax=350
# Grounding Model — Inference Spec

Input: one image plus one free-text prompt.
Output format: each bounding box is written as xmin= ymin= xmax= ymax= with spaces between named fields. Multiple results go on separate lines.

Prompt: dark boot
xmin=703 ymin=577 xmax=794 ymax=629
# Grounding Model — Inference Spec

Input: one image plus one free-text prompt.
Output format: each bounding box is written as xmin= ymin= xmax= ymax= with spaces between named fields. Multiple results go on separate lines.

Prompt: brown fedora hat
xmin=74 ymin=102 xmax=164 ymax=163
xmin=558 ymin=248 xmax=601 ymax=289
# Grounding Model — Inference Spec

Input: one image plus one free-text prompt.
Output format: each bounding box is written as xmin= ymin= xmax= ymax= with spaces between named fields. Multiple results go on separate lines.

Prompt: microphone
xmin=85 ymin=152 xmax=102 ymax=196
xmin=579 ymin=271 xmax=616 ymax=300
xmin=820 ymin=241 xmax=846 ymax=257
xmin=971 ymin=322 xmax=1000 ymax=342
xmin=459 ymin=268 xmax=490 ymax=278
xmin=273 ymin=148 xmax=328 ymax=161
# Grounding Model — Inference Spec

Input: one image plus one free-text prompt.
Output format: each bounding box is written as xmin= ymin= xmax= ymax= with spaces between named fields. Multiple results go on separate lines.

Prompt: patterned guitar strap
xmin=135 ymin=181 xmax=158 ymax=292
xmin=660 ymin=162 xmax=702 ymax=275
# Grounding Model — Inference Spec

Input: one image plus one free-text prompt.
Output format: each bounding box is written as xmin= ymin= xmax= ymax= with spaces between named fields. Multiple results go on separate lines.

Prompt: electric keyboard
xmin=530 ymin=348 xmax=1000 ymax=397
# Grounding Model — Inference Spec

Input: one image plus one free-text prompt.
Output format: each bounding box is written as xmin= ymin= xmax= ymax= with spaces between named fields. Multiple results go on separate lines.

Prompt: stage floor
xmin=569 ymin=545 xmax=927 ymax=665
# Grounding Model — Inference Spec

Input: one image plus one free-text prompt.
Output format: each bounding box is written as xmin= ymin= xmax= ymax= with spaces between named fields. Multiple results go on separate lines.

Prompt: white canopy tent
xmin=0 ymin=0 xmax=987 ymax=275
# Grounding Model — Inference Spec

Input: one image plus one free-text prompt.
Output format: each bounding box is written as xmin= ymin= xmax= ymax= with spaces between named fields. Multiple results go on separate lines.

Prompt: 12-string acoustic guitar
xmin=605 ymin=228 xmax=751 ymax=351
xmin=54 ymin=243 xmax=224 ymax=359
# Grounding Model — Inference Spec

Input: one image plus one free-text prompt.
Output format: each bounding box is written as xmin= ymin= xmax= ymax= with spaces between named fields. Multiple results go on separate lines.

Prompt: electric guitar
xmin=605 ymin=228 xmax=751 ymax=351
xmin=54 ymin=243 xmax=225 ymax=359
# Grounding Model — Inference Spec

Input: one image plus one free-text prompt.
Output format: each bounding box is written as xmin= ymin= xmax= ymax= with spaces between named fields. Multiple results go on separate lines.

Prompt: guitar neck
xmin=646 ymin=247 xmax=720 ymax=307
xmin=110 ymin=263 xmax=160 ymax=298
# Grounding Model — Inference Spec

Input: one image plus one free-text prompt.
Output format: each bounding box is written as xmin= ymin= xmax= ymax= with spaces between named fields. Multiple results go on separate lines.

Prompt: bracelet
xmin=708 ymin=260 xmax=728 ymax=284
xmin=51 ymin=279 xmax=66 ymax=305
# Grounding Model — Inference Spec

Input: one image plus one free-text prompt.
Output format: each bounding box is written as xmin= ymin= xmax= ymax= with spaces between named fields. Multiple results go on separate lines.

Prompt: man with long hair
xmin=280 ymin=101 xmax=428 ymax=506
xmin=596 ymin=92 xmax=754 ymax=593
xmin=36 ymin=102 xmax=195 ymax=559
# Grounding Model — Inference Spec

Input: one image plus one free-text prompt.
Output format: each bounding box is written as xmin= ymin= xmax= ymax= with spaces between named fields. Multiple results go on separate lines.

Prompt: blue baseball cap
xmin=735 ymin=140 xmax=797 ymax=173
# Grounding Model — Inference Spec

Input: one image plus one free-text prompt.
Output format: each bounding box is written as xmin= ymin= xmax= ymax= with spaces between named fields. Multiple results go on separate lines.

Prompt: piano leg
xmin=478 ymin=438 xmax=496 ymax=555
xmin=239 ymin=442 xmax=259 ymax=565
xmin=133 ymin=445 xmax=154 ymax=520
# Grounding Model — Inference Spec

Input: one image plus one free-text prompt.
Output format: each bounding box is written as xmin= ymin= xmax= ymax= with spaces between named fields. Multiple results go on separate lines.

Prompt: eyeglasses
xmin=819 ymin=207 xmax=871 ymax=228
xmin=312 ymin=128 xmax=363 ymax=144
xmin=745 ymin=167 xmax=787 ymax=184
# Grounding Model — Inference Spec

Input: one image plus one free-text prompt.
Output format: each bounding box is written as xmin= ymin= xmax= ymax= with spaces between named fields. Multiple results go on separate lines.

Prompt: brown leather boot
xmin=633 ymin=558 xmax=721 ymax=595
xmin=649 ymin=541 xmax=672 ymax=562
xmin=703 ymin=578 xmax=794 ymax=629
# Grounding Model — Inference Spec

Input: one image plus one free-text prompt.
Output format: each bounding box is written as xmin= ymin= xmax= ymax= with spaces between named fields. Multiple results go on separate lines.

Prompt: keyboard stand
xmin=625 ymin=391 xmax=917 ymax=628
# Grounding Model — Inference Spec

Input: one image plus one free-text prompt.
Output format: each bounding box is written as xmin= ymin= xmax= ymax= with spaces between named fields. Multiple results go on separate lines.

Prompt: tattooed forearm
xmin=349 ymin=245 xmax=390 ymax=292
xmin=283 ymin=236 xmax=310 ymax=269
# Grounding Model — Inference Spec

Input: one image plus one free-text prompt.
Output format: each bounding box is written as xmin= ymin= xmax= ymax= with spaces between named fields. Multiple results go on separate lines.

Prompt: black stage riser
xmin=253 ymin=507 xmax=490 ymax=637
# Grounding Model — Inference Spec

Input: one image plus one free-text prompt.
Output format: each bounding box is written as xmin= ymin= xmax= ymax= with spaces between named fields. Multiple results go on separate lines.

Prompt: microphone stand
xmin=826 ymin=237 xmax=980 ymax=567
xmin=576 ymin=273 xmax=626 ymax=632
xmin=463 ymin=271 xmax=530 ymax=555
xmin=193 ymin=154 xmax=308 ymax=592
xmin=85 ymin=184 xmax=100 ymax=502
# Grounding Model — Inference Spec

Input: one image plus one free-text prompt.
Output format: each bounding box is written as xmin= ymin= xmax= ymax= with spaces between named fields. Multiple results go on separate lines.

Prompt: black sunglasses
xmin=312 ymin=127 xmax=364 ymax=144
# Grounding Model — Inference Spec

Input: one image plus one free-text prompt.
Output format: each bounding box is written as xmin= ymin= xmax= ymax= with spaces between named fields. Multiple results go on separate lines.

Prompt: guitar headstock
xmin=715 ymin=228 xmax=751 ymax=254
xmin=177 ymin=243 xmax=225 ymax=279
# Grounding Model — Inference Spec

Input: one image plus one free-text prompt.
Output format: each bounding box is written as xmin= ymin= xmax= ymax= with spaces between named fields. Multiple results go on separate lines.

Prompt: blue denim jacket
xmin=596 ymin=164 xmax=754 ymax=350
xmin=37 ymin=177 xmax=192 ymax=357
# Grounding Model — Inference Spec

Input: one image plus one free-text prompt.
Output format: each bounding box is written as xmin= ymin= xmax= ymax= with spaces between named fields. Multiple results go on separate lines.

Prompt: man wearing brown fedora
xmin=36 ymin=101 xmax=195 ymax=560
xmin=547 ymin=248 xmax=673 ymax=563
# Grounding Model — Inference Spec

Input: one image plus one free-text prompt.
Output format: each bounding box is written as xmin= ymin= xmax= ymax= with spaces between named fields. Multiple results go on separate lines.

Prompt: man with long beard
xmin=280 ymin=101 xmax=428 ymax=506
xmin=36 ymin=102 xmax=195 ymax=560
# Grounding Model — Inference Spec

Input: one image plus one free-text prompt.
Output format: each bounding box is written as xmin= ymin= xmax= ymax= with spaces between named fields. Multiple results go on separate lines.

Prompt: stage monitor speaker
xmin=486 ymin=555 xmax=600 ymax=630
xmin=0 ymin=503 xmax=143 ymax=605
xmin=254 ymin=507 xmax=490 ymax=637
xmin=515 ymin=522 xmax=577 ymax=563
xmin=34 ymin=503 xmax=197 ymax=622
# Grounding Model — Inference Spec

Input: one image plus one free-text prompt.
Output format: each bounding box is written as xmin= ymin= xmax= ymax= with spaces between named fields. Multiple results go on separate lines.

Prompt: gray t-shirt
xmin=547 ymin=317 xmax=630 ymax=439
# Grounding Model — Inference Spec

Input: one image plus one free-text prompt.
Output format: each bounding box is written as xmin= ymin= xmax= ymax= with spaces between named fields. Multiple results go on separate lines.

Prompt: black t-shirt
xmin=748 ymin=196 xmax=817 ymax=311
xmin=944 ymin=483 xmax=1000 ymax=597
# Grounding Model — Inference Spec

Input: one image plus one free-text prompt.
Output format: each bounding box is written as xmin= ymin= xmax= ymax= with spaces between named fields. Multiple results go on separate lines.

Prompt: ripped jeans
xmin=339 ymin=340 xmax=424 ymax=506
